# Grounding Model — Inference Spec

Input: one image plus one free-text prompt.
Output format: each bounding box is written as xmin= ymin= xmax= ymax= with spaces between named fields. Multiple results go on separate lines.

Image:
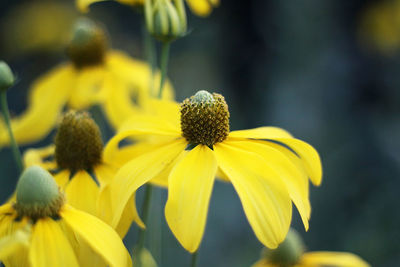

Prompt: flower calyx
xmin=66 ymin=18 xmax=108 ymax=69
xmin=14 ymin=166 xmax=64 ymax=221
xmin=55 ymin=110 xmax=103 ymax=172
xmin=145 ymin=0 xmax=187 ymax=42
xmin=181 ymin=90 xmax=230 ymax=147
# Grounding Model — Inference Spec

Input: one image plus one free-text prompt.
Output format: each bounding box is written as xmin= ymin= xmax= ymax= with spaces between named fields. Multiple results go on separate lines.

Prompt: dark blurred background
xmin=1 ymin=0 xmax=399 ymax=266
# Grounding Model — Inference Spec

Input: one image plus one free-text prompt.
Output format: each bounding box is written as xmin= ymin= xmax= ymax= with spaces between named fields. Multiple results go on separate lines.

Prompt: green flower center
xmin=180 ymin=90 xmax=230 ymax=147
xmin=14 ymin=166 xmax=64 ymax=221
xmin=66 ymin=18 xmax=107 ymax=69
xmin=55 ymin=111 xmax=103 ymax=172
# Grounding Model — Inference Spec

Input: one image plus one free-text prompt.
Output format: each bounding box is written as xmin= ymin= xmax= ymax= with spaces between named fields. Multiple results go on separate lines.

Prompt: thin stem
xmin=191 ymin=251 xmax=199 ymax=267
xmin=143 ymin=23 xmax=157 ymax=96
xmin=0 ymin=91 xmax=23 ymax=173
xmin=135 ymin=184 xmax=154 ymax=266
xmin=157 ymin=41 xmax=171 ymax=99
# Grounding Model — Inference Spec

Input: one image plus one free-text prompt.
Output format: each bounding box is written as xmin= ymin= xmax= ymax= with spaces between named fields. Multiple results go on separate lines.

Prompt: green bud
xmin=14 ymin=166 xmax=64 ymax=220
xmin=262 ymin=229 xmax=305 ymax=267
xmin=66 ymin=18 xmax=107 ymax=68
xmin=145 ymin=0 xmax=187 ymax=42
xmin=0 ymin=61 xmax=15 ymax=91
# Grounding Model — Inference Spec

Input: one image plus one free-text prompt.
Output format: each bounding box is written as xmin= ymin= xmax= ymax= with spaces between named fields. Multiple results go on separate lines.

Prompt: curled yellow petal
xmin=165 ymin=145 xmax=217 ymax=252
xmin=0 ymin=227 xmax=29 ymax=261
xmin=61 ymin=205 xmax=132 ymax=267
xmin=214 ymin=142 xmax=292 ymax=248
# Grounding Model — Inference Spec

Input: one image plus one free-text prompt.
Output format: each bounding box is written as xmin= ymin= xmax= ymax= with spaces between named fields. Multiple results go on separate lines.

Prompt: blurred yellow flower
xmin=23 ymin=111 xmax=146 ymax=238
xmin=252 ymin=229 xmax=370 ymax=267
xmin=359 ymin=0 xmax=400 ymax=54
xmin=0 ymin=166 xmax=131 ymax=267
xmin=0 ymin=18 xmax=173 ymax=148
xmin=77 ymin=0 xmax=219 ymax=17
xmin=105 ymin=90 xmax=322 ymax=253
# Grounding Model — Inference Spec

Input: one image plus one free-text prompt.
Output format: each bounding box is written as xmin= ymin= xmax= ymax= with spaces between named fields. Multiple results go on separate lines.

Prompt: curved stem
xmin=191 ymin=251 xmax=199 ymax=267
xmin=0 ymin=91 xmax=23 ymax=173
xmin=157 ymin=41 xmax=171 ymax=99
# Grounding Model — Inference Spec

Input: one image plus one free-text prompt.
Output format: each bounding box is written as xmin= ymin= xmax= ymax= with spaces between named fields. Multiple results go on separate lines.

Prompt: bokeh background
xmin=1 ymin=0 xmax=400 ymax=266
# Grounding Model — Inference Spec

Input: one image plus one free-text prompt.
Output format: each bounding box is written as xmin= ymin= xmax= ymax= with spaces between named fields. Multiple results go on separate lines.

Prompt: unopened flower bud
xmin=0 ymin=61 xmax=15 ymax=91
xmin=145 ymin=0 xmax=187 ymax=42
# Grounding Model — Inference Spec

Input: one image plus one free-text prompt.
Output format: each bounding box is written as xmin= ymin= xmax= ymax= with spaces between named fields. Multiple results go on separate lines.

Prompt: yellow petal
xmin=133 ymin=247 xmax=158 ymax=267
xmin=54 ymin=170 xmax=71 ymax=189
xmin=103 ymin=118 xmax=180 ymax=162
xmin=165 ymin=145 xmax=217 ymax=253
xmin=229 ymin=127 xmax=294 ymax=139
xmin=110 ymin=139 xmax=186 ymax=228
xmin=23 ymin=145 xmax=55 ymax=169
xmin=251 ymin=259 xmax=277 ymax=267
xmin=0 ymin=227 xmax=29 ymax=261
xmin=269 ymin=138 xmax=322 ymax=186
xmin=61 ymin=205 xmax=132 ymax=267
xmin=214 ymin=142 xmax=292 ymax=248
xmin=229 ymin=140 xmax=310 ymax=230
xmin=65 ymin=171 xmax=100 ymax=216
xmin=185 ymin=0 xmax=215 ymax=17
xmin=0 ymin=64 xmax=72 ymax=147
xmin=300 ymin=251 xmax=371 ymax=267
xmin=30 ymin=218 xmax=79 ymax=267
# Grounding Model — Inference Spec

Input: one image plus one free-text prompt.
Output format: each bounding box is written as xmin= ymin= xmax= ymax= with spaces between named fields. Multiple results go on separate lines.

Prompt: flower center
xmin=14 ymin=166 xmax=64 ymax=221
xmin=180 ymin=90 xmax=230 ymax=147
xmin=66 ymin=18 xmax=107 ymax=69
xmin=55 ymin=111 xmax=103 ymax=171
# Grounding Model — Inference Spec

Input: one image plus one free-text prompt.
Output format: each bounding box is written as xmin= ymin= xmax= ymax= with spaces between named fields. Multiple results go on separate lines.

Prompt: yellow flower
xmin=23 ymin=111 xmax=146 ymax=238
xmin=77 ymin=0 xmax=219 ymax=17
xmin=252 ymin=229 xmax=370 ymax=267
xmin=0 ymin=18 xmax=174 ymax=147
xmin=0 ymin=165 xmax=131 ymax=267
xmin=105 ymin=90 xmax=322 ymax=253
xmin=359 ymin=0 xmax=400 ymax=54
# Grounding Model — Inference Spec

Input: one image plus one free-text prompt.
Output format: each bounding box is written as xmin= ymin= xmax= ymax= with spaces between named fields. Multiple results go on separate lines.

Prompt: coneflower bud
xmin=262 ymin=229 xmax=305 ymax=266
xmin=66 ymin=18 xmax=108 ymax=68
xmin=145 ymin=0 xmax=187 ymax=42
xmin=0 ymin=61 xmax=15 ymax=91
xmin=14 ymin=166 xmax=64 ymax=221
xmin=181 ymin=90 xmax=230 ymax=147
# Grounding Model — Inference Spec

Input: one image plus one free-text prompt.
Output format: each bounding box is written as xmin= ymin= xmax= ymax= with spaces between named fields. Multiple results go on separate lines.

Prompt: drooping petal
xmin=0 ymin=64 xmax=73 ymax=146
xmin=267 ymin=138 xmax=322 ymax=186
xmin=110 ymin=139 xmax=186 ymax=228
xmin=0 ymin=228 xmax=29 ymax=261
xmin=76 ymin=0 xmax=142 ymax=13
xmin=54 ymin=170 xmax=71 ymax=189
xmin=103 ymin=118 xmax=181 ymax=162
xmin=214 ymin=142 xmax=292 ymax=249
xmin=23 ymin=145 xmax=57 ymax=170
xmin=65 ymin=171 xmax=100 ymax=216
xmin=30 ymin=218 xmax=79 ymax=267
xmin=300 ymin=251 xmax=370 ymax=267
xmin=228 ymin=140 xmax=310 ymax=230
xmin=61 ymin=205 xmax=132 ymax=267
xmin=165 ymin=145 xmax=217 ymax=253
xmin=229 ymin=127 xmax=293 ymax=139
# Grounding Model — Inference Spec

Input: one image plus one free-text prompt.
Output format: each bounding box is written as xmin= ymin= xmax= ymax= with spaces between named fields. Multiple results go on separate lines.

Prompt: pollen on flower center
xmin=66 ymin=18 xmax=107 ymax=69
xmin=14 ymin=166 xmax=65 ymax=221
xmin=181 ymin=90 xmax=230 ymax=147
xmin=55 ymin=111 xmax=103 ymax=171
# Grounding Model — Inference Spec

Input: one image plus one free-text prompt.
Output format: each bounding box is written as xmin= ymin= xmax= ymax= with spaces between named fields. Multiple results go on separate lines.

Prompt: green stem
xmin=0 ymin=91 xmax=23 ymax=173
xmin=191 ymin=251 xmax=199 ymax=267
xmin=143 ymin=23 xmax=157 ymax=96
xmin=157 ymin=41 xmax=171 ymax=99
xmin=136 ymin=184 xmax=154 ymax=266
